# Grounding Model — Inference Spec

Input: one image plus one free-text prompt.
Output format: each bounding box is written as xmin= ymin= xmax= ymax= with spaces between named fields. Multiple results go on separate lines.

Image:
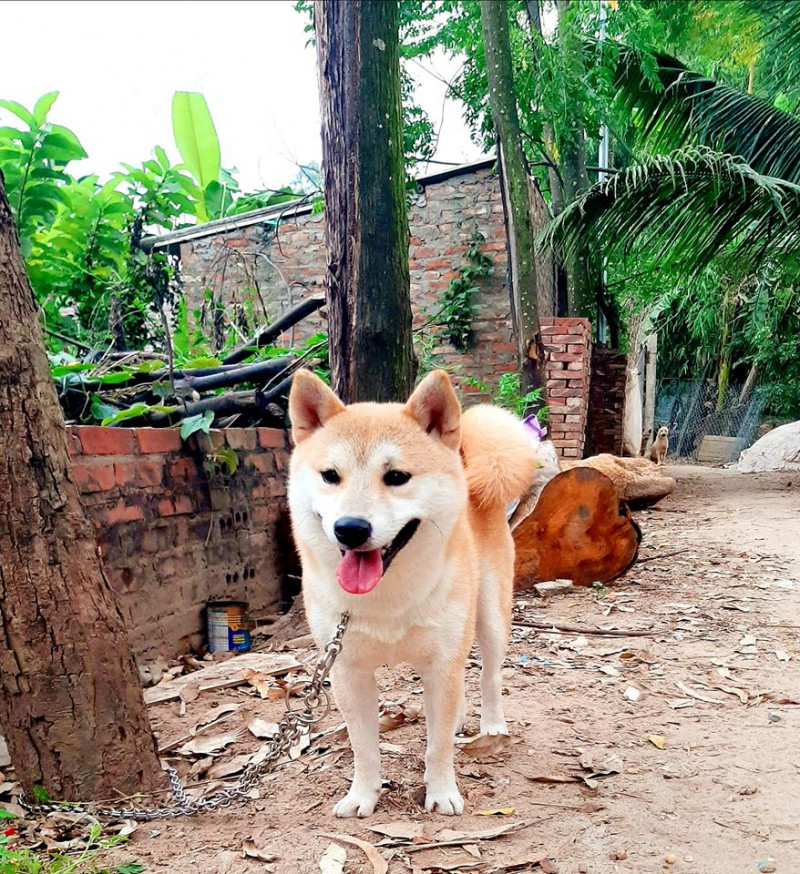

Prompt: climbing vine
xmin=437 ymin=231 xmax=494 ymax=351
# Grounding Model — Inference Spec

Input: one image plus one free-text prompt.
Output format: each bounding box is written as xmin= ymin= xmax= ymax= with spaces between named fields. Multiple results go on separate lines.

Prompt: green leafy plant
xmin=0 ymin=91 xmax=86 ymax=256
xmin=494 ymin=372 xmax=545 ymax=419
xmin=436 ymin=232 xmax=494 ymax=351
xmin=0 ymin=820 xmax=139 ymax=874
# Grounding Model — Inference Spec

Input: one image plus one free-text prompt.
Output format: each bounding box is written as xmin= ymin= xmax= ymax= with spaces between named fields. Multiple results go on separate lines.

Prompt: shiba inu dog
xmin=649 ymin=425 xmax=670 ymax=466
xmin=287 ymin=370 xmax=536 ymax=817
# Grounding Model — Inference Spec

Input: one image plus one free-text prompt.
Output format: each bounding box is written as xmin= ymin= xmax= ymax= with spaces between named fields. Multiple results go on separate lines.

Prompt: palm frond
xmin=541 ymin=147 xmax=800 ymax=279
xmin=615 ymin=47 xmax=800 ymax=185
xmin=741 ymin=0 xmax=800 ymax=100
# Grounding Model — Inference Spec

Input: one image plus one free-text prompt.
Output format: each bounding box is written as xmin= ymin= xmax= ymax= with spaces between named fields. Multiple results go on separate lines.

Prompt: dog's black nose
xmin=334 ymin=517 xmax=372 ymax=549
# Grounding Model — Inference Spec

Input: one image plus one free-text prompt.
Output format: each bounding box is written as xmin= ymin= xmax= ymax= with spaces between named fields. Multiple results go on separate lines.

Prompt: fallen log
xmin=562 ymin=453 xmax=675 ymax=509
xmin=174 ymin=356 xmax=295 ymax=393
xmin=223 ymin=295 xmax=326 ymax=365
xmin=513 ymin=467 xmax=641 ymax=589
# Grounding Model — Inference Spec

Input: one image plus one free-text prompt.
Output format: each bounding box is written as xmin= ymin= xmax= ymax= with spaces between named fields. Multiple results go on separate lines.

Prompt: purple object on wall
xmin=523 ymin=414 xmax=547 ymax=440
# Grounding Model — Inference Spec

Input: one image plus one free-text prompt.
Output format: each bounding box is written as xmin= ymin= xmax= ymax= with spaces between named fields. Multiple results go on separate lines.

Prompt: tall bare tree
xmin=0 ymin=176 xmax=165 ymax=801
xmin=480 ymin=0 xmax=547 ymax=398
xmin=315 ymin=0 xmax=416 ymax=403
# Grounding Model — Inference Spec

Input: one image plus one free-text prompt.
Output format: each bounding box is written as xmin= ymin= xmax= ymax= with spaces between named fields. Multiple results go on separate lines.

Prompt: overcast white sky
xmin=1 ymin=0 xmax=484 ymax=191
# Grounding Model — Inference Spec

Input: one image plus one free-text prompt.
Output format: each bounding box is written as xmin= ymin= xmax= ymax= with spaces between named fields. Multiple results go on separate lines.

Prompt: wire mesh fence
xmin=655 ymin=379 xmax=764 ymax=461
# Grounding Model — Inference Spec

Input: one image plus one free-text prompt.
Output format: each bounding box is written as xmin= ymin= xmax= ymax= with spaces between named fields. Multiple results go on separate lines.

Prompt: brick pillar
xmin=586 ymin=347 xmax=628 ymax=456
xmin=541 ymin=317 xmax=592 ymax=458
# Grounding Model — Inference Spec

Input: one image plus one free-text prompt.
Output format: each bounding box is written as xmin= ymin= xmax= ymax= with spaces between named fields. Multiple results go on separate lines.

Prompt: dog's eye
xmin=321 ymin=469 xmax=340 ymax=485
xmin=383 ymin=470 xmax=411 ymax=487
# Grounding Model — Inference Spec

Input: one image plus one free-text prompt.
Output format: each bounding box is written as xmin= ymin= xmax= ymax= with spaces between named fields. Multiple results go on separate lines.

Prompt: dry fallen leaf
xmin=179 ymin=682 xmax=200 ymax=705
xmin=206 ymin=753 xmax=253 ymax=780
xmin=318 ymin=842 xmax=347 ymax=874
xmin=645 ymin=733 xmax=667 ymax=750
xmin=242 ymin=839 xmax=277 ymax=863
xmin=675 ymin=681 xmax=726 ymax=705
xmin=526 ymin=773 xmax=580 ymax=785
xmin=366 ymin=822 xmax=427 ymax=841
xmin=246 ymin=715 xmax=279 ymax=739
xmin=244 ymin=668 xmax=282 ymax=699
xmin=459 ymin=734 xmax=511 ymax=760
xmin=318 ymin=833 xmax=388 ymax=874
xmin=476 ymin=806 xmax=515 ymax=816
xmin=192 ymin=702 xmax=243 ymax=736
xmin=177 ymin=727 xmax=244 ymax=756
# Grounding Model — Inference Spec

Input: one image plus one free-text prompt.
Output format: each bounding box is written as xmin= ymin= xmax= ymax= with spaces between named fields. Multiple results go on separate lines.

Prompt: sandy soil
xmin=14 ymin=466 xmax=800 ymax=873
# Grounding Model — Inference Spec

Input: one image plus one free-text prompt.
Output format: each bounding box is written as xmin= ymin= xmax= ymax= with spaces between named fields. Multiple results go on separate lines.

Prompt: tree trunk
xmin=480 ymin=0 xmax=546 ymax=401
xmin=555 ymin=0 xmax=593 ymax=317
xmin=525 ymin=0 xmax=565 ymax=216
xmin=0 ymin=177 xmax=165 ymax=801
xmin=315 ymin=0 xmax=415 ymax=403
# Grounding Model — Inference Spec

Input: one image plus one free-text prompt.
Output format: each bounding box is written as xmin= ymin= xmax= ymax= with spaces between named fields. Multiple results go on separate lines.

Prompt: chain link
xmin=19 ymin=612 xmax=350 ymax=821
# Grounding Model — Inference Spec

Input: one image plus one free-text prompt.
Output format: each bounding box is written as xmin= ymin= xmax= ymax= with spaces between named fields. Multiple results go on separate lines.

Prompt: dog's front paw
xmin=424 ymin=784 xmax=465 ymax=816
xmin=333 ymin=786 xmax=380 ymax=818
xmin=479 ymin=718 xmax=509 ymax=737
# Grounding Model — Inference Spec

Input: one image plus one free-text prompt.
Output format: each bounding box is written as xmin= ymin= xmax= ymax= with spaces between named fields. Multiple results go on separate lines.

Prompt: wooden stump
xmin=513 ymin=467 xmax=641 ymax=589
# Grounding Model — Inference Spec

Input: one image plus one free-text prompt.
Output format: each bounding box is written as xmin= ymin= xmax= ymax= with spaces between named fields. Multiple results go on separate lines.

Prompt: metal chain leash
xmin=19 ymin=612 xmax=350 ymax=821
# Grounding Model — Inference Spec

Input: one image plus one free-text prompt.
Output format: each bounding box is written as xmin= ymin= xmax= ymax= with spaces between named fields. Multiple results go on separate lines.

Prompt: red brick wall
xmin=586 ymin=347 xmax=628 ymax=456
xmin=541 ymin=317 xmax=592 ymax=458
xmin=68 ymin=425 xmax=291 ymax=675
xmin=177 ymin=166 xmax=555 ymax=401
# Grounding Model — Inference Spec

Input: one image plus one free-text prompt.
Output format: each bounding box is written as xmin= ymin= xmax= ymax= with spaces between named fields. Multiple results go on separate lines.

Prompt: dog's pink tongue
xmin=337 ymin=549 xmax=383 ymax=594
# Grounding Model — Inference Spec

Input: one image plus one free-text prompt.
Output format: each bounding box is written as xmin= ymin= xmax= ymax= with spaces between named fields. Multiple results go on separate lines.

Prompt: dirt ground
xmin=11 ymin=466 xmax=800 ymax=873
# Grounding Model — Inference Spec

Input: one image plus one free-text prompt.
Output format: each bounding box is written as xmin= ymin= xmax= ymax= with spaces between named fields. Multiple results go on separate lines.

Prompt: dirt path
xmin=57 ymin=468 xmax=800 ymax=872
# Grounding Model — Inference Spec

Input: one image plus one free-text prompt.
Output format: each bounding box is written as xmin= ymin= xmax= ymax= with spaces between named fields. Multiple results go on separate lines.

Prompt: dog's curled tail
xmin=460 ymin=405 xmax=538 ymax=509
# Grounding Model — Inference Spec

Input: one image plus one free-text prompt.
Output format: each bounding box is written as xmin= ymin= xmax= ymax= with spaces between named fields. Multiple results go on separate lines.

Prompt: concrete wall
xmin=68 ymin=425 xmax=291 ymax=674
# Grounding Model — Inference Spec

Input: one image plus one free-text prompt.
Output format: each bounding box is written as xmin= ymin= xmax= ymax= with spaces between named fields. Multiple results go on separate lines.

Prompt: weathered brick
xmin=114 ymin=458 xmax=164 ymax=488
xmin=245 ymin=453 xmax=274 ymax=474
xmin=105 ymin=500 xmax=144 ymax=525
xmin=169 ymin=457 xmax=200 ymax=482
xmin=137 ymin=428 xmax=182 ymax=454
xmin=72 ymin=460 xmax=116 ymax=493
xmin=66 ymin=427 xmax=83 ymax=457
xmin=77 ymin=426 xmax=137 ymax=456
xmin=258 ymin=428 xmax=286 ymax=449
xmin=225 ymin=429 xmax=257 ymax=451
xmin=157 ymin=494 xmax=194 ymax=517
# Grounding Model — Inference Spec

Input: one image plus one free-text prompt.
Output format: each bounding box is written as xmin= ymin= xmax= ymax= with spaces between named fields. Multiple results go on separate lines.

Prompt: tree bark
xmin=0 ymin=177 xmax=165 ymax=801
xmin=525 ymin=0 xmax=565 ymax=216
xmin=480 ymin=0 xmax=546 ymax=401
xmin=555 ymin=0 xmax=593 ymax=317
xmin=315 ymin=0 xmax=416 ymax=403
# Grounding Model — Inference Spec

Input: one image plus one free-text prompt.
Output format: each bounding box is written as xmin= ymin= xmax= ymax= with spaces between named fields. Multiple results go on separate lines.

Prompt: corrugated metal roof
xmin=142 ymin=157 xmax=496 ymax=251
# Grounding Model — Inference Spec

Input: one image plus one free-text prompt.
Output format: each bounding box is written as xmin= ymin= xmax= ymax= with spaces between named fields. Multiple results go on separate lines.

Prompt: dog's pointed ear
xmin=404 ymin=370 xmax=461 ymax=451
xmin=289 ymin=370 xmax=346 ymax=444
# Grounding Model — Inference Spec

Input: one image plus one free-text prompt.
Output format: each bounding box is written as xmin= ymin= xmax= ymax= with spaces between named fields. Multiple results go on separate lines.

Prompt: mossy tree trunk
xmin=315 ymin=0 xmax=416 ymax=403
xmin=480 ymin=0 xmax=546 ymax=401
xmin=0 ymin=176 xmax=165 ymax=802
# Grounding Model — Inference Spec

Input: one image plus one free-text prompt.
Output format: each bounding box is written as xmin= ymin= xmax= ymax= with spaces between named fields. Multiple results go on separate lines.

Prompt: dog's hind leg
xmin=330 ymin=663 xmax=382 ymax=818
xmin=476 ymin=563 xmax=512 ymax=737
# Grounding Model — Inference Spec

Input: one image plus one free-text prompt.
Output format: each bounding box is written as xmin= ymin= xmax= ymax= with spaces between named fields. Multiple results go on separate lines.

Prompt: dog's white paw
xmin=424 ymin=784 xmax=465 ymax=816
xmin=333 ymin=787 xmax=380 ymax=818
xmin=479 ymin=718 xmax=509 ymax=737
